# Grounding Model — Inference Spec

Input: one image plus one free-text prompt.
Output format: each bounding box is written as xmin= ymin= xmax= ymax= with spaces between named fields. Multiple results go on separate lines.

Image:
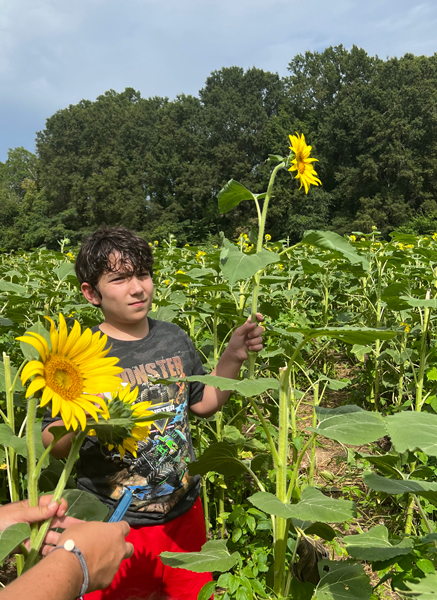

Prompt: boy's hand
xmin=225 ymin=313 xmax=264 ymax=363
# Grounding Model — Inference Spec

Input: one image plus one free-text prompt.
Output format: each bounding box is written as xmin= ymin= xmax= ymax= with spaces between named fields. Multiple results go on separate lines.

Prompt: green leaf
xmin=188 ymin=442 xmax=248 ymax=477
xmin=62 ymin=489 xmax=109 ymax=521
xmin=287 ymin=326 xmax=397 ymax=345
xmin=386 ymin=412 xmax=437 ymax=456
xmin=0 ymin=425 xmax=28 ymax=457
xmin=19 ymin=321 xmax=51 ymax=362
xmin=151 ymin=374 xmax=278 ymax=397
xmin=0 ymin=423 xmax=15 ymax=446
xmin=0 ymin=280 xmax=27 ymax=295
xmin=160 ymin=540 xmax=239 ymax=572
xmin=417 ymin=559 xmax=436 ymax=574
xmin=301 ymin=258 xmax=326 ymax=275
xmin=289 ymin=578 xmax=315 ymax=600
xmin=249 ymin=488 xmax=355 ymax=523
xmin=308 ymin=409 xmax=386 ymax=445
xmin=344 ymin=525 xmax=414 ymax=561
xmin=403 ymin=572 xmax=437 ymax=599
xmin=0 ymin=361 xmax=24 ymax=393
xmin=400 ymin=295 xmax=437 ymax=309
xmin=301 ymin=522 xmax=337 ymax=541
xmin=218 ymin=180 xmax=256 ymax=214
xmin=39 ymin=457 xmax=76 ymax=492
xmin=316 ymin=406 xmax=364 ymax=421
xmin=302 ymin=230 xmax=369 ymax=270
xmin=315 ymin=561 xmax=372 ymax=600
xmin=267 ymin=154 xmax=284 ymax=163
xmin=381 ymin=283 xmax=411 ymax=310
xmin=198 ymin=581 xmax=217 ymax=600
xmin=55 ymin=262 xmax=76 ymax=282
xmin=359 ymin=453 xmax=401 ymax=477
xmin=288 ymin=488 xmax=356 ymax=523
xmin=220 ymin=238 xmax=280 ymax=285
xmin=319 ymin=376 xmax=350 ymax=391
xmin=0 ymin=523 xmax=31 ymax=562
xmin=363 ymin=472 xmax=437 ymax=494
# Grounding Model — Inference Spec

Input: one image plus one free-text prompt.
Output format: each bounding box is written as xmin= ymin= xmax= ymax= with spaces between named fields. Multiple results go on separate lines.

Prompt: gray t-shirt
xmin=42 ymin=318 xmax=207 ymax=525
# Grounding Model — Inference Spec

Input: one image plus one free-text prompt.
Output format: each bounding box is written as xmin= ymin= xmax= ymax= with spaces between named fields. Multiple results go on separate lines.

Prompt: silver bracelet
xmin=50 ymin=539 xmax=89 ymax=599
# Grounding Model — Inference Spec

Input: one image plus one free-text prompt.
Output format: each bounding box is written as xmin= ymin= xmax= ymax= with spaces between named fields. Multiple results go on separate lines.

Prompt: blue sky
xmin=1 ymin=0 xmax=436 ymax=162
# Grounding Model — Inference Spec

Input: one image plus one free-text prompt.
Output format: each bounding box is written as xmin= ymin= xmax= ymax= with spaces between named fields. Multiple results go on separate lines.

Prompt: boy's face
xmin=82 ymin=253 xmax=154 ymax=329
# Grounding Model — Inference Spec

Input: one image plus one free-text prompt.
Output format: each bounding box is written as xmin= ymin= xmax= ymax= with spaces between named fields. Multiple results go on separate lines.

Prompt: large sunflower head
xmin=17 ymin=315 xmax=123 ymax=431
xmin=288 ymin=132 xmax=322 ymax=194
xmin=88 ymin=384 xmax=153 ymax=458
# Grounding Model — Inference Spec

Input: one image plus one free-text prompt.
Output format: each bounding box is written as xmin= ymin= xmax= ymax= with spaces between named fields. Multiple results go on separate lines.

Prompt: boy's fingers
xmin=246 ymin=313 xmax=264 ymax=324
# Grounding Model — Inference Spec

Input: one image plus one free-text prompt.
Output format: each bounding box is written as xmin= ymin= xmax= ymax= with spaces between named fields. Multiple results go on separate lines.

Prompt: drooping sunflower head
xmin=18 ymin=315 xmax=123 ymax=431
xmin=288 ymin=132 xmax=322 ymax=194
xmin=89 ymin=384 xmax=154 ymax=458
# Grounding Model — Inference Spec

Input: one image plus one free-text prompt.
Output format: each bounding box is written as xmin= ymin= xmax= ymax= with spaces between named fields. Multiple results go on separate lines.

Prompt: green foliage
xmin=4 ymin=48 xmax=437 ymax=247
xmin=0 ymin=523 xmax=31 ymax=562
xmin=160 ymin=540 xmax=239 ymax=572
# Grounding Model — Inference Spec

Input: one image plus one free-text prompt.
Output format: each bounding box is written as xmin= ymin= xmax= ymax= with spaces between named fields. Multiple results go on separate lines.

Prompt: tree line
xmin=2 ymin=44 xmax=437 ymax=250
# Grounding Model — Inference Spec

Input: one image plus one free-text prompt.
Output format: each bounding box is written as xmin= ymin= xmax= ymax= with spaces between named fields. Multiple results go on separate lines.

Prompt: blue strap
xmin=108 ymin=488 xmax=133 ymax=522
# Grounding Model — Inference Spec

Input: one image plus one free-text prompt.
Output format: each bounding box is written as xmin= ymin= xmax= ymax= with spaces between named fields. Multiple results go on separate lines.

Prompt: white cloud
xmin=1 ymin=0 xmax=437 ymax=160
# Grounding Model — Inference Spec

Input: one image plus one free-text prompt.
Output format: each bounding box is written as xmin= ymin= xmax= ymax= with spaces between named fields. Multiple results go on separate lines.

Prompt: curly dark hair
xmin=75 ymin=227 xmax=154 ymax=294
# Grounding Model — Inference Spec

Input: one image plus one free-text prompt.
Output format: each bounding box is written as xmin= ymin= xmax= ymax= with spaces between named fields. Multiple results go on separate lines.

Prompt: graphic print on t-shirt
xmin=106 ymin=354 xmax=197 ymax=514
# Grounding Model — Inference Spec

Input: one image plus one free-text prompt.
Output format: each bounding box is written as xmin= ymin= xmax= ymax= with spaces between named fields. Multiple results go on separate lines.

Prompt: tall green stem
xmin=273 ymin=367 xmax=291 ymax=596
xmin=3 ymin=353 xmax=19 ymax=503
xmin=24 ymin=430 xmax=87 ymax=571
xmin=26 ymin=395 xmax=39 ymax=550
xmin=416 ymin=292 xmax=431 ymax=412
xmin=248 ymin=162 xmax=285 ymax=379
xmin=308 ymin=382 xmax=319 ymax=486
xmin=372 ymin=260 xmax=383 ymax=411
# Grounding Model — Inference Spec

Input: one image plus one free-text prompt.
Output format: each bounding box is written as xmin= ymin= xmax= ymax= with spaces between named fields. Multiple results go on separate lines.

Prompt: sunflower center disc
xmin=45 ymin=355 xmax=83 ymax=401
xmin=296 ymin=153 xmax=305 ymax=174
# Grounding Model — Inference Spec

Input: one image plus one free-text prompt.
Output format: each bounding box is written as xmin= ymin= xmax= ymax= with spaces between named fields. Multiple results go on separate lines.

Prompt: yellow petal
xmin=57 ymin=314 xmax=68 ymax=353
xmin=63 ymin=320 xmax=82 ymax=357
xmin=21 ymin=360 xmax=45 ymax=383
xmin=26 ymin=377 xmax=46 ymax=398
xmin=16 ymin=335 xmax=48 ymax=362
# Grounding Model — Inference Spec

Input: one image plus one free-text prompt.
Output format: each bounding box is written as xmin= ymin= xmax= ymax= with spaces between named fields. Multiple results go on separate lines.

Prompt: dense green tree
xmin=3 ymin=49 xmax=437 ymax=250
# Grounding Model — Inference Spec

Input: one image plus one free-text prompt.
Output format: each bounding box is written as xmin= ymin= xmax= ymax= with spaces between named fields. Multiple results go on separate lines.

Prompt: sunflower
xmin=89 ymin=385 xmax=153 ymax=458
xmin=288 ymin=133 xmax=321 ymax=194
xmin=18 ymin=315 xmax=123 ymax=431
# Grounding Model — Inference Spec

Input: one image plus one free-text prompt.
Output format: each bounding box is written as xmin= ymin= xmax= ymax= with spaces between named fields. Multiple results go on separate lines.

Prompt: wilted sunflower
xmin=18 ymin=315 xmax=123 ymax=431
xmin=288 ymin=133 xmax=321 ymax=194
xmin=89 ymin=384 xmax=153 ymax=458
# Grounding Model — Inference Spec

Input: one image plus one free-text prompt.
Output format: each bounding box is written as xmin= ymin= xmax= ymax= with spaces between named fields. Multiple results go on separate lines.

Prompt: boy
xmin=42 ymin=227 xmax=264 ymax=600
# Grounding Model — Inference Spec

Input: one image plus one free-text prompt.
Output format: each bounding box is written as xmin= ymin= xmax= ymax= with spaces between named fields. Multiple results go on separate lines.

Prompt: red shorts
xmin=84 ymin=497 xmax=212 ymax=600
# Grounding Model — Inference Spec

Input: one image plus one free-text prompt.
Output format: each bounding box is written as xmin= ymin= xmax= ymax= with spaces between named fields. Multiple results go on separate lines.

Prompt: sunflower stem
xmin=3 ymin=353 xmax=20 ymax=503
xmin=25 ymin=394 xmax=40 ymax=554
xmin=24 ymin=430 xmax=88 ymax=572
xmin=33 ymin=439 xmax=56 ymax=481
xmin=248 ymin=161 xmax=285 ymax=379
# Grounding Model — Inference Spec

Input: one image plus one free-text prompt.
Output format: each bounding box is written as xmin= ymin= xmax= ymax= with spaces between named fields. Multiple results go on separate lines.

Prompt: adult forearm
xmin=0 ymin=550 xmax=82 ymax=600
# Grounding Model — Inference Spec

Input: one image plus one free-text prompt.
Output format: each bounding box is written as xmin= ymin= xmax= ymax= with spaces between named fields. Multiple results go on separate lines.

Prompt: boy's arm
xmin=42 ymin=421 xmax=75 ymax=459
xmin=42 ymin=394 xmax=105 ymax=457
xmin=190 ymin=314 xmax=264 ymax=418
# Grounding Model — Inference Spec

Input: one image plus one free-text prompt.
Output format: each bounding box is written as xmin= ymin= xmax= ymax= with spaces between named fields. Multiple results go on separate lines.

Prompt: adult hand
xmin=56 ymin=521 xmax=134 ymax=592
xmin=0 ymin=495 xmax=82 ymax=555
xmin=226 ymin=313 xmax=264 ymax=362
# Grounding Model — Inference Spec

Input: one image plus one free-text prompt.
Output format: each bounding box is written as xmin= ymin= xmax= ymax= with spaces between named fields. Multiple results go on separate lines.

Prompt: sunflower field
xmin=2 ymin=225 xmax=437 ymax=599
